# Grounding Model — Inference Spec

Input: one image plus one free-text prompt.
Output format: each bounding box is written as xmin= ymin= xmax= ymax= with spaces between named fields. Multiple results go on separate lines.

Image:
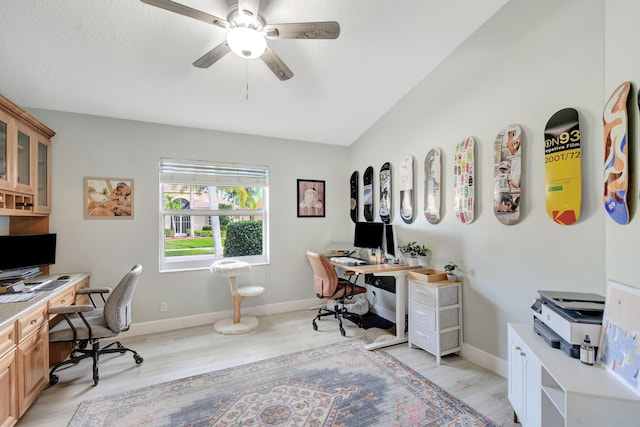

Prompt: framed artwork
xmin=297 ymin=179 xmax=325 ymax=218
xmin=597 ymin=280 xmax=640 ymax=396
xmin=84 ymin=177 xmax=134 ymax=219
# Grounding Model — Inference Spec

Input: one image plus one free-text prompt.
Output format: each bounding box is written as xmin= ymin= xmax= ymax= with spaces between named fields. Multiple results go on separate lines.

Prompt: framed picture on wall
xmin=84 ymin=177 xmax=134 ymax=219
xmin=297 ymin=179 xmax=325 ymax=218
xmin=597 ymin=280 xmax=640 ymax=396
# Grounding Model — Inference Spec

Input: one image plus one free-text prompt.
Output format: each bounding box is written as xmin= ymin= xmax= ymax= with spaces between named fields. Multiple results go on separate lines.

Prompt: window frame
xmin=159 ymin=158 xmax=269 ymax=273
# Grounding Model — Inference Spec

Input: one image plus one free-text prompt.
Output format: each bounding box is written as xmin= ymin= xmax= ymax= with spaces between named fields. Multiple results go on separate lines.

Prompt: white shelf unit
xmin=508 ymin=323 xmax=640 ymax=427
xmin=408 ymin=278 xmax=462 ymax=363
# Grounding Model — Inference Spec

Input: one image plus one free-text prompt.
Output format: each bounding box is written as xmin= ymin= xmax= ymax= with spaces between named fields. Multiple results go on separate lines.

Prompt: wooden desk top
xmin=0 ymin=273 xmax=90 ymax=330
xmin=328 ymin=259 xmax=422 ymax=275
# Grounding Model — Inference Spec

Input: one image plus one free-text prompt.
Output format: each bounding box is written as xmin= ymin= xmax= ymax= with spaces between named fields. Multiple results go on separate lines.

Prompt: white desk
xmin=329 ymin=260 xmax=421 ymax=350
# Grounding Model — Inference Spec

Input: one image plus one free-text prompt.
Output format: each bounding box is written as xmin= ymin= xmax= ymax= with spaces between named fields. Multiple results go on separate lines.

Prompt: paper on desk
xmin=0 ymin=293 xmax=37 ymax=303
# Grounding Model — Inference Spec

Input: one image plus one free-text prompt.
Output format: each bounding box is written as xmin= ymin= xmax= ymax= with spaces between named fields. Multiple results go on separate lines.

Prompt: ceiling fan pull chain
xmin=245 ymin=60 xmax=249 ymax=101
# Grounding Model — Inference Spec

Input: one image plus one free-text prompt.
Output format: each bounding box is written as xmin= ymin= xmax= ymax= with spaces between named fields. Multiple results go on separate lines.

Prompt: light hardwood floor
xmin=18 ymin=309 xmax=518 ymax=426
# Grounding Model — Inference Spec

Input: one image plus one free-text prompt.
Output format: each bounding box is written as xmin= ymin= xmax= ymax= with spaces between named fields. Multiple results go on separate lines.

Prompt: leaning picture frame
xmin=297 ymin=179 xmax=325 ymax=218
xmin=597 ymin=280 xmax=640 ymax=396
xmin=84 ymin=177 xmax=134 ymax=219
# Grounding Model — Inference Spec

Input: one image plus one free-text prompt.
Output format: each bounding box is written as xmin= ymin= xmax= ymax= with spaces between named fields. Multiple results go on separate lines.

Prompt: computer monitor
xmin=384 ymin=224 xmax=397 ymax=257
xmin=0 ymin=233 xmax=57 ymax=272
xmin=353 ymin=222 xmax=384 ymax=250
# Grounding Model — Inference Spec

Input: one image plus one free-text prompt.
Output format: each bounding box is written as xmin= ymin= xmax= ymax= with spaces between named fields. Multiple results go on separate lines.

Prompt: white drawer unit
xmin=408 ymin=278 xmax=462 ymax=363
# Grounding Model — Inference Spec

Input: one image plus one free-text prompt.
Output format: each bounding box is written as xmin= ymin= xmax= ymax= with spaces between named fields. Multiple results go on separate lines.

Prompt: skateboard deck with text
xmin=424 ymin=148 xmax=442 ymax=224
xmin=379 ymin=162 xmax=392 ymax=224
xmin=544 ymin=108 xmax=581 ymax=225
xmin=453 ymin=137 xmax=475 ymax=224
xmin=350 ymin=170 xmax=358 ymax=223
xmin=493 ymin=124 xmax=523 ymax=225
xmin=399 ymin=155 xmax=414 ymax=223
xmin=363 ymin=166 xmax=374 ymax=222
xmin=603 ymin=81 xmax=631 ymax=225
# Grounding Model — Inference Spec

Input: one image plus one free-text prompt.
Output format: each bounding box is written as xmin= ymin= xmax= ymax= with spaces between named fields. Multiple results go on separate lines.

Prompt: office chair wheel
xmin=134 ymin=355 xmax=144 ymax=364
xmin=50 ymin=374 xmax=59 ymax=386
xmin=312 ymin=320 xmax=318 ymax=331
xmin=340 ymin=327 xmax=346 ymax=337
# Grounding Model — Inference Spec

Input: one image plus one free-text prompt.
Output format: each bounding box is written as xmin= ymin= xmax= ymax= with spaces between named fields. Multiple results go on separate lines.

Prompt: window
xmin=159 ymin=158 xmax=269 ymax=272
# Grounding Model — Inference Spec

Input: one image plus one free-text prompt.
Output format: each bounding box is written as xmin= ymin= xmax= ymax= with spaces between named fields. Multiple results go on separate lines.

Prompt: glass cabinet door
xmin=0 ymin=118 xmax=7 ymax=185
xmin=17 ymin=130 xmax=30 ymax=187
xmin=35 ymin=139 xmax=50 ymax=213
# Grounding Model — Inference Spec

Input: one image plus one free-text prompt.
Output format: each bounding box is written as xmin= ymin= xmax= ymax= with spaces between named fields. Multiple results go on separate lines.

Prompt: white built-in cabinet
xmin=508 ymin=323 xmax=640 ymax=426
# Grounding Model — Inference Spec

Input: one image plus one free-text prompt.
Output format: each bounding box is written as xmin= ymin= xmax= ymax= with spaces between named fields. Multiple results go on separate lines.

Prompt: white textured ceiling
xmin=0 ymin=0 xmax=508 ymax=146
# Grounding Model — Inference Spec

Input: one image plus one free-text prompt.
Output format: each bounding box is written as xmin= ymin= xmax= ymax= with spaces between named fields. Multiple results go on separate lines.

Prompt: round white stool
xmin=210 ymin=260 xmax=265 ymax=335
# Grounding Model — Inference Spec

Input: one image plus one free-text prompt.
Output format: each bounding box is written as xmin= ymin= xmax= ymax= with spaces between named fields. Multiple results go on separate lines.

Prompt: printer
xmin=531 ymin=290 xmax=604 ymax=358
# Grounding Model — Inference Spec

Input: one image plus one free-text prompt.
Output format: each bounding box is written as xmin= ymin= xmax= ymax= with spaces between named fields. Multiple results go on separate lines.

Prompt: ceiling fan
xmin=140 ymin=0 xmax=340 ymax=80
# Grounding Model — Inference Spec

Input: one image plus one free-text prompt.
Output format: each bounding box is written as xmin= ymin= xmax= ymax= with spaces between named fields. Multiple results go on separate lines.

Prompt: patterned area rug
xmin=69 ymin=339 xmax=499 ymax=426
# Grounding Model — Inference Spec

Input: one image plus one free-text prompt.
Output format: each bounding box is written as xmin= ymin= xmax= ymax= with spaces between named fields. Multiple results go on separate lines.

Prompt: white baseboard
xmin=120 ymin=299 xmax=508 ymax=378
xmin=460 ymin=342 xmax=507 ymax=378
xmin=119 ymin=298 xmax=319 ymax=339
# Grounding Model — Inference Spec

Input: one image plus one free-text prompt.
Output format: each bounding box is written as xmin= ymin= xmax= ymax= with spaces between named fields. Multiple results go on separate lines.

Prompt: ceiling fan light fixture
xmin=227 ymin=27 xmax=266 ymax=59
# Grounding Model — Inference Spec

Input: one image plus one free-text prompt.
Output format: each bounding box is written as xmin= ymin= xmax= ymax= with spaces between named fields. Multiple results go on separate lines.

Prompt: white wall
xmin=29 ymin=110 xmax=350 ymax=323
xmin=604 ymin=0 xmax=640 ymax=287
xmin=19 ymin=0 xmax=639 ymax=365
xmin=350 ymin=0 xmax=606 ymax=360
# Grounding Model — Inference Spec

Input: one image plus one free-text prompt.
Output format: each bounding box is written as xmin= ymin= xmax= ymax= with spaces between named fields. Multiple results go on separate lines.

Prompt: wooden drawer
xmin=0 ymin=323 xmax=16 ymax=357
xmin=48 ymin=287 xmax=76 ymax=313
xmin=410 ymin=322 xmax=460 ymax=354
xmin=74 ymin=277 xmax=90 ymax=294
xmin=17 ymin=305 xmax=47 ymax=343
xmin=74 ymin=277 xmax=91 ymax=305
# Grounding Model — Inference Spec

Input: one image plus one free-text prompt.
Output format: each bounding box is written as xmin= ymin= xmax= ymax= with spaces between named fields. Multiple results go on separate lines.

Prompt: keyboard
xmin=330 ymin=257 xmax=368 ymax=266
xmin=24 ymin=279 xmax=52 ymax=290
xmin=25 ymin=279 xmax=67 ymax=292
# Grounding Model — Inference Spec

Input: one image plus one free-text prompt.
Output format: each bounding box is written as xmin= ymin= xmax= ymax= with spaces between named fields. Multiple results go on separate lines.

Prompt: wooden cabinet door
xmin=17 ymin=322 xmax=49 ymax=417
xmin=13 ymin=122 xmax=34 ymax=196
xmin=0 ymin=110 xmax=11 ymax=192
xmin=0 ymin=348 xmax=18 ymax=427
xmin=33 ymin=137 xmax=50 ymax=214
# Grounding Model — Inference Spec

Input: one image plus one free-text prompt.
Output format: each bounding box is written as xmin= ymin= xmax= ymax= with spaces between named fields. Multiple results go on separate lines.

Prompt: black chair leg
xmin=99 ymin=341 xmax=144 ymax=365
xmin=49 ymin=340 xmax=143 ymax=386
xmin=92 ymin=342 xmax=100 ymax=385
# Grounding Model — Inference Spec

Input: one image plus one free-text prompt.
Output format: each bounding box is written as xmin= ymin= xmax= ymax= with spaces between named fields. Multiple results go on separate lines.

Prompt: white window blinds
xmin=160 ymin=158 xmax=269 ymax=187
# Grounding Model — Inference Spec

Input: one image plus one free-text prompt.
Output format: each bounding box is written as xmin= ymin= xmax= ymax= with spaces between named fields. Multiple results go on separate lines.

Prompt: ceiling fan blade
xmin=263 ymin=21 xmax=340 ymax=39
xmin=261 ymin=46 xmax=293 ymax=81
xmin=193 ymin=41 xmax=231 ymax=68
xmin=141 ymin=0 xmax=228 ymax=30
xmin=237 ymin=0 xmax=261 ymax=18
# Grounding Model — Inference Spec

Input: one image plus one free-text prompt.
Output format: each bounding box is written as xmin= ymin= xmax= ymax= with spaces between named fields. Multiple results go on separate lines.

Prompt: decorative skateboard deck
xmin=379 ymin=162 xmax=392 ymax=224
xmin=453 ymin=137 xmax=475 ymax=224
xmin=363 ymin=166 xmax=374 ymax=222
xmin=424 ymin=148 xmax=442 ymax=224
xmin=493 ymin=124 xmax=523 ymax=225
xmin=544 ymin=108 xmax=581 ymax=225
xmin=350 ymin=170 xmax=358 ymax=223
xmin=399 ymin=155 xmax=414 ymax=223
xmin=603 ymin=81 xmax=631 ymax=225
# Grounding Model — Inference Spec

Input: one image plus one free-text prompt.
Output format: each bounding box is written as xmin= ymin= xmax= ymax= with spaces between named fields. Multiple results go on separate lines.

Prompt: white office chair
xmin=48 ymin=265 xmax=144 ymax=385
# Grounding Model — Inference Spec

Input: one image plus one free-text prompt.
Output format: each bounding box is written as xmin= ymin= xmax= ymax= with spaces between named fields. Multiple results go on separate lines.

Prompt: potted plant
xmin=399 ymin=241 xmax=430 ymax=266
xmin=444 ymin=262 xmax=459 ymax=281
